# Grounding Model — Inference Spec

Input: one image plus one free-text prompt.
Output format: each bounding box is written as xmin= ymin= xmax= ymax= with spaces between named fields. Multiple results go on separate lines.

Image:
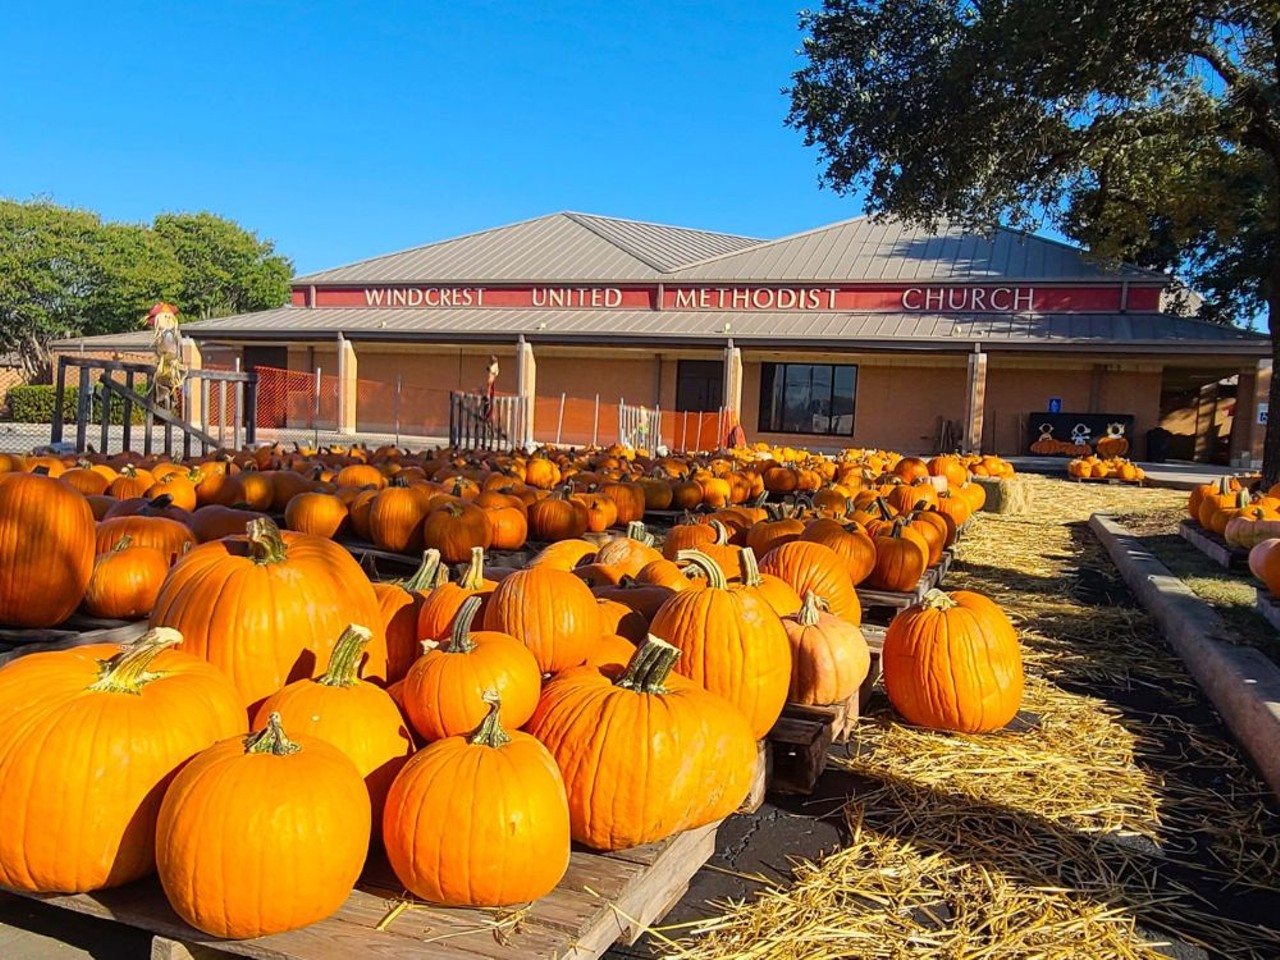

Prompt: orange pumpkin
xmin=483 ymin=565 xmax=602 ymax=673
xmin=373 ymin=550 xmax=448 ymax=683
xmin=95 ymin=515 xmax=196 ymax=565
xmin=0 ymin=629 xmax=244 ymax=892
xmin=593 ymin=521 xmax=663 ymax=577
xmin=285 ymin=491 xmax=350 ymax=539
xmin=383 ymin=694 xmax=570 ymax=905
xmin=882 ymin=589 xmax=1023 ymax=733
xmin=758 ymin=540 xmax=861 ymax=624
xmin=155 ymin=713 xmax=370 ymax=938
xmin=150 ymin=519 xmax=388 ymax=712
xmin=82 ymin=536 xmax=169 ymax=619
xmin=403 ymin=596 xmax=542 ymax=741
xmin=649 ymin=552 xmax=791 ymax=739
xmin=866 ymin=519 xmax=929 ymax=593
xmin=800 ymin=518 xmax=877 ymax=585
xmin=783 ymin=592 xmax=871 ymax=705
xmin=417 ymin=546 xmax=497 ymax=641
xmin=0 ymin=472 xmax=96 ymax=627
xmin=422 ymin=500 xmax=492 ymax=563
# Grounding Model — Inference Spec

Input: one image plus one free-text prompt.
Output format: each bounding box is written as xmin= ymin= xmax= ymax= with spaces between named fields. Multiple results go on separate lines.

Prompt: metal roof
xmin=670 ymin=217 xmax=1165 ymax=283
xmin=294 ymin=213 xmax=761 ymax=285
xmin=58 ymin=306 xmax=1263 ymax=355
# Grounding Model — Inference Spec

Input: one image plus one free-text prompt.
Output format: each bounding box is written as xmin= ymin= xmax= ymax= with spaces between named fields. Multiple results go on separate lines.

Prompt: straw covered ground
xmin=658 ymin=475 xmax=1280 ymax=960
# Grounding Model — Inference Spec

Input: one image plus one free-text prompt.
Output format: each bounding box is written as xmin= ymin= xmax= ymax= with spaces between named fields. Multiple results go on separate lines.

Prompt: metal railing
xmin=448 ymin=392 xmax=527 ymax=452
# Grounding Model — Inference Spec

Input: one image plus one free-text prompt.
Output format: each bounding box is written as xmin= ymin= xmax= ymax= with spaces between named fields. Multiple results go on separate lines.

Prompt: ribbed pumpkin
xmin=866 ymin=519 xmax=929 ymax=592
xmin=800 ymin=518 xmax=877 ymax=585
xmin=527 ymin=538 xmax=598 ymax=571
xmin=82 ymin=536 xmax=169 ymax=619
xmin=648 ymin=552 xmax=791 ymax=739
xmin=252 ymin=625 xmax=414 ymax=834
xmin=369 ymin=484 xmax=429 ymax=553
xmin=783 ymin=592 xmax=871 ymax=705
xmin=738 ymin=548 xmax=803 ymax=618
xmin=374 ymin=550 xmax=448 ymax=683
xmin=661 ymin=517 xmax=722 ymax=560
xmin=882 ymin=589 xmax=1023 ymax=733
xmin=417 ymin=546 xmax=497 ymax=641
xmin=0 ymin=472 xmax=96 ymax=627
xmin=527 ymin=636 xmax=757 ymax=851
xmin=95 ymin=514 xmax=196 ymax=564
xmin=384 ymin=694 xmax=571 ymax=905
xmin=527 ymin=490 xmax=588 ymax=541
xmin=745 ymin=514 xmax=806 ymax=558
xmin=484 ymin=504 xmax=528 ymax=550
xmin=0 ymin=629 xmax=244 ymax=892
xmin=149 ymin=518 xmax=388 ymax=711
xmin=188 ymin=504 xmax=268 ymax=542
xmin=758 ymin=540 xmax=861 ymax=625
xmin=422 ymin=500 xmax=493 ymax=563
xmin=484 ymin=565 xmax=602 ymax=673
xmin=593 ymin=521 xmax=663 ymax=577
xmin=404 ymin=597 xmax=542 ymax=741
xmin=155 ymin=714 xmax=370 ymax=938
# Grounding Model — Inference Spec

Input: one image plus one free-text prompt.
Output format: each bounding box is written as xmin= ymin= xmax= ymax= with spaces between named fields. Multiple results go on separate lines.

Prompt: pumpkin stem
xmin=246 ymin=517 xmax=287 ymax=564
xmin=458 ymin=547 xmax=487 ymax=590
xmin=797 ymin=591 xmax=826 ymax=626
xmin=708 ymin=518 xmax=731 ymax=545
xmin=110 ymin=534 xmax=134 ymax=553
xmin=448 ymin=595 xmax=484 ymax=653
xmin=675 ymin=550 xmax=728 ymax=589
xmin=625 ymin=520 xmax=655 ymax=546
xmin=738 ymin=547 xmax=763 ymax=587
xmin=615 ymin=635 xmax=681 ymax=694
xmin=920 ymin=588 xmax=957 ymax=611
xmin=245 ymin=712 xmax=302 ymax=756
xmin=469 ymin=690 xmax=511 ymax=748
xmin=317 ymin=624 xmax=373 ymax=687
xmin=88 ymin=627 xmax=183 ymax=694
xmin=400 ymin=549 xmax=445 ymax=592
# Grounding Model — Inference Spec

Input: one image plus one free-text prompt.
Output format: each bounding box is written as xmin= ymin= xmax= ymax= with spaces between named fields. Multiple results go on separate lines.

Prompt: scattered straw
xmin=665 ymin=475 xmax=1280 ymax=959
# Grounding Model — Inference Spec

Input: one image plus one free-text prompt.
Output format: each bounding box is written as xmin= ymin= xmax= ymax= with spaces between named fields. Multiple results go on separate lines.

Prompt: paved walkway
xmin=1007 ymin=455 xmax=1256 ymax=490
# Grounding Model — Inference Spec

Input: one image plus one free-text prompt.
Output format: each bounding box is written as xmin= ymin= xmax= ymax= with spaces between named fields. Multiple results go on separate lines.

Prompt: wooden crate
xmin=0 ymin=614 xmax=148 ymax=667
xmin=14 ymin=821 xmax=722 ymax=960
xmin=856 ymin=568 xmax=937 ymax=624
xmin=1255 ymin=588 xmax=1280 ymax=633
xmin=1177 ymin=520 xmax=1247 ymax=570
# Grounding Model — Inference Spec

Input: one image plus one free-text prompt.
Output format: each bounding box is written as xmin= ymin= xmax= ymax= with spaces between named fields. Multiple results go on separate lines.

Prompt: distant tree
xmin=0 ymin=201 xmax=293 ymax=382
xmin=153 ymin=212 xmax=293 ymax=320
xmin=786 ymin=1 xmax=1280 ymax=477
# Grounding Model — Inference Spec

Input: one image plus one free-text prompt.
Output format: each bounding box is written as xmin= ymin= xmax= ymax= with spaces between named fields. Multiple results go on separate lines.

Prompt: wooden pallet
xmin=14 ymin=821 xmax=722 ymax=960
xmin=1068 ymin=476 xmax=1145 ymax=486
xmin=1255 ymin=588 xmax=1280 ymax=633
xmin=934 ymin=549 xmax=954 ymax=587
xmin=856 ymin=568 xmax=937 ymax=624
xmin=765 ymin=626 xmax=884 ymax=796
xmin=0 ymin=614 xmax=148 ymax=666
xmin=1177 ymin=520 xmax=1247 ymax=570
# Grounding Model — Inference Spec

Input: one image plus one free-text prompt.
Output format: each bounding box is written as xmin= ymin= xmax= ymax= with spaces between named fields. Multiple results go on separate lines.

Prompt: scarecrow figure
xmin=147 ymin=302 xmax=185 ymax=410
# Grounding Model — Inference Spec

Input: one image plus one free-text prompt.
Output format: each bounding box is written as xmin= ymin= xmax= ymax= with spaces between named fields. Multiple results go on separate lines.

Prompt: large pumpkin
xmin=0 ymin=629 xmax=244 ymax=892
xmin=252 ymin=624 xmax=414 ymax=834
xmin=483 ymin=565 xmax=602 ymax=673
xmin=374 ymin=549 xmax=447 ymax=683
xmin=155 ymin=713 xmax=370 ymax=938
xmin=82 ymin=536 xmax=169 ymax=620
xmin=0 ymin=472 xmax=96 ymax=627
xmin=526 ymin=636 xmax=757 ymax=850
xmin=881 ymin=589 xmax=1023 ymax=733
xmin=648 ymin=551 xmax=791 ymax=738
xmin=800 ymin=519 xmax=877 ymax=585
xmin=383 ymin=694 xmax=571 ymax=905
xmin=758 ymin=540 xmax=861 ymax=625
xmin=149 ymin=518 xmax=388 ymax=711
xmin=417 ymin=546 xmax=497 ymax=641
xmin=95 ymin=514 xmax=196 ymax=564
xmin=404 ymin=596 xmax=542 ymax=741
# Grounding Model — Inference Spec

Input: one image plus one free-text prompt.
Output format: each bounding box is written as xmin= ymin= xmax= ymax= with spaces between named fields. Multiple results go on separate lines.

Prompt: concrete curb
xmin=1089 ymin=513 xmax=1280 ymax=798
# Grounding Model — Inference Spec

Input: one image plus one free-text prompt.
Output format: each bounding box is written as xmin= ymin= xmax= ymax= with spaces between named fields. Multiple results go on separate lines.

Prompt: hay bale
xmin=974 ymin=475 xmax=1032 ymax=514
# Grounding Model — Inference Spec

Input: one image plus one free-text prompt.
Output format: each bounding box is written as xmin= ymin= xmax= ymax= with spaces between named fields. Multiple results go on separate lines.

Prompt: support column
xmin=1251 ymin=358 xmax=1272 ymax=469
xmin=962 ymin=347 xmax=988 ymax=454
xmin=722 ymin=339 xmax=743 ymax=420
xmin=337 ymin=334 xmax=357 ymax=435
xmin=180 ymin=337 xmax=204 ymax=430
xmin=516 ymin=335 xmax=536 ymax=449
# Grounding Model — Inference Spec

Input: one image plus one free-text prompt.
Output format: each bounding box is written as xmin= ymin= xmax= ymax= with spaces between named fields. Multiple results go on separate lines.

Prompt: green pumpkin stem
xmin=110 ymin=534 xmax=134 ymax=553
xmin=400 ymin=549 xmax=444 ymax=592
xmin=245 ymin=712 xmax=302 ymax=756
xmin=625 ymin=520 xmax=655 ymax=547
xmin=708 ymin=518 xmax=731 ymax=545
xmin=615 ymin=636 xmax=681 ymax=694
xmin=470 ymin=691 xmax=511 ymax=748
xmin=317 ymin=624 xmax=373 ymax=687
xmin=920 ymin=588 xmax=956 ymax=611
xmin=246 ymin=517 xmax=287 ymax=564
xmin=448 ymin=595 xmax=485 ymax=653
xmin=458 ymin=547 xmax=487 ymax=590
xmin=797 ymin=591 xmax=826 ymax=626
xmin=89 ymin=627 xmax=183 ymax=694
xmin=738 ymin=547 xmax=762 ymax=587
xmin=675 ymin=549 xmax=728 ymax=589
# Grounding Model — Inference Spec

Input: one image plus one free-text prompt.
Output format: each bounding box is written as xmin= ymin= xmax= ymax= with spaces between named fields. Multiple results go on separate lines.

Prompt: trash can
xmin=1146 ymin=427 xmax=1171 ymax=464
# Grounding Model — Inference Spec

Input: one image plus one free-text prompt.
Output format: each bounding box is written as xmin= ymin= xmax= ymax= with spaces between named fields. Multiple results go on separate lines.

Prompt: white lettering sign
xmin=900 ymin=286 xmax=1036 ymax=313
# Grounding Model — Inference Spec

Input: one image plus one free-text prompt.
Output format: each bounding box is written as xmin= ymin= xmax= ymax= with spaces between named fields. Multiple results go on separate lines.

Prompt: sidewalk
xmin=1007 ymin=455 xmax=1255 ymax=490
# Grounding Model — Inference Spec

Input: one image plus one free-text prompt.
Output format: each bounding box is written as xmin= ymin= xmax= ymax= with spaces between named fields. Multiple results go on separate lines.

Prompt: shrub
xmin=6 ymin=382 xmax=149 ymax=425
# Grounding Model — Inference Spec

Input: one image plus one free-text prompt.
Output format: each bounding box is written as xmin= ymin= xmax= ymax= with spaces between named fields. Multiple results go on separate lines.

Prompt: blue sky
xmin=1 ymin=1 xmax=862 ymax=274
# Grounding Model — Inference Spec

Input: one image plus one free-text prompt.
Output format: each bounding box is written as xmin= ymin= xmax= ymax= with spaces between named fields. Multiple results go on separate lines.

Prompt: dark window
xmin=758 ymin=363 xmax=856 ymax=436
xmin=675 ymin=360 xmax=723 ymax=412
